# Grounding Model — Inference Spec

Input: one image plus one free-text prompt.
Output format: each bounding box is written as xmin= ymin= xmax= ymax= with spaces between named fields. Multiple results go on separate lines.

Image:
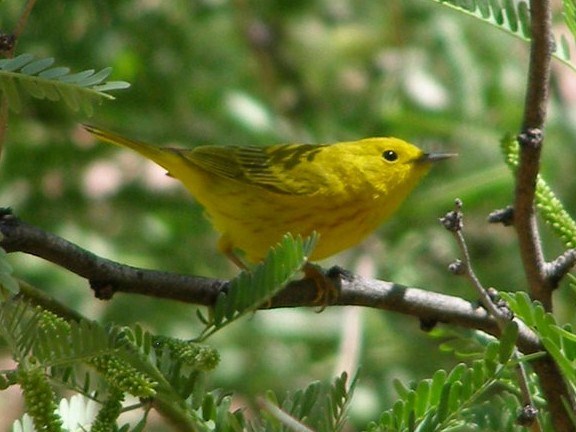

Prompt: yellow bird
xmin=84 ymin=126 xmax=455 ymax=267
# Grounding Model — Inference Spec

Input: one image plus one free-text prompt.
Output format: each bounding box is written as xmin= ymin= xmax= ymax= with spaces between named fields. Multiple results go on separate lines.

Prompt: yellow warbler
xmin=84 ymin=126 xmax=454 ymax=266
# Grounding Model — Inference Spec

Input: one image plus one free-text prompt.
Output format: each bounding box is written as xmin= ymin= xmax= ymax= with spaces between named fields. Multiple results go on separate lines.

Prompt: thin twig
xmin=441 ymin=199 xmax=541 ymax=432
xmin=258 ymin=398 xmax=315 ymax=432
xmin=12 ymin=0 xmax=38 ymax=47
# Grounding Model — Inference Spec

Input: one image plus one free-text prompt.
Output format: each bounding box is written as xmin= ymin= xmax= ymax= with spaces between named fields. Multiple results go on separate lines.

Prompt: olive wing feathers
xmin=176 ymin=144 xmax=327 ymax=195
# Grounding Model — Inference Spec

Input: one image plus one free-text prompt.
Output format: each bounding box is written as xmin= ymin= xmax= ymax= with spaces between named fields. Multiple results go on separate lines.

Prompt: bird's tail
xmin=83 ymin=124 xmax=182 ymax=173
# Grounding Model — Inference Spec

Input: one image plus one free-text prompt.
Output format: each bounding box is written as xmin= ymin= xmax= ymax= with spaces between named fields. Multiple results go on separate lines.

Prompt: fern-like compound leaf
xmin=0 ymin=53 xmax=130 ymax=115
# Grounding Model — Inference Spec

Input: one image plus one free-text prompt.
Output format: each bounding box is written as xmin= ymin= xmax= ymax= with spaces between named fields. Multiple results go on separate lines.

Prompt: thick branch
xmin=513 ymin=1 xmax=576 ymax=429
xmin=515 ymin=0 xmax=554 ymax=310
xmin=522 ymin=1 xmax=553 ymax=130
xmin=514 ymin=130 xmax=549 ymax=308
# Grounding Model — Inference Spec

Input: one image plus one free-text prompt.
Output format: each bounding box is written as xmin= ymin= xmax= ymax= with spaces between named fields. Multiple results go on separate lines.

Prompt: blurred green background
xmin=1 ymin=0 xmax=576 ymax=429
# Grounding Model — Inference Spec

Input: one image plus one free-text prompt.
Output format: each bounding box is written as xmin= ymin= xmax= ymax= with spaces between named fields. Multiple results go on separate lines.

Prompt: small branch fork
xmin=441 ymin=199 xmax=541 ymax=430
xmin=488 ymin=0 xmax=576 ymax=427
xmin=442 ymin=200 xmax=576 ymax=432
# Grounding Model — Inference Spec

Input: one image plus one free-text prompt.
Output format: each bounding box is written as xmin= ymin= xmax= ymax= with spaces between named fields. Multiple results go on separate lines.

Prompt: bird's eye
xmin=382 ymin=150 xmax=398 ymax=162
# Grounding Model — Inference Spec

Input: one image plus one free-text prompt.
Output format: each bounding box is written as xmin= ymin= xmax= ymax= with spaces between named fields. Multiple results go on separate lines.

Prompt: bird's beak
xmin=417 ymin=152 xmax=458 ymax=163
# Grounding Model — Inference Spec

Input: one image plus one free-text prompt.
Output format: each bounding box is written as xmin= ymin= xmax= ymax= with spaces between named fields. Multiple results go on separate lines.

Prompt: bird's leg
xmin=218 ymin=235 xmax=248 ymax=269
xmin=303 ymin=262 xmax=339 ymax=311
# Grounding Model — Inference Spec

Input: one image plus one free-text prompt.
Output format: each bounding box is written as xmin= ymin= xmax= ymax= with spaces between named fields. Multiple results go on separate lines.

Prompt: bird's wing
xmin=177 ymin=144 xmax=327 ymax=195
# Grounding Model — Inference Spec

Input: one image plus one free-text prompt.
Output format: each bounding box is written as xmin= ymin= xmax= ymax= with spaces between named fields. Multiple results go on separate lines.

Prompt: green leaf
xmin=0 ymin=53 xmax=130 ymax=114
xmin=58 ymin=69 xmax=97 ymax=84
xmin=393 ymin=378 xmax=411 ymax=399
xmin=0 ymin=247 xmax=18 ymax=295
xmin=200 ymin=233 xmax=317 ymax=339
xmin=21 ymin=57 xmax=55 ymax=75
xmin=552 ymin=325 xmax=576 ymax=343
xmin=39 ymin=66 xmax=70 ymax=79
xmin=563 ymin=0 xmax=576 ymax=37
xmin=498 ymin=321 xmax=519 ymax=363
xmin=93 ymin=81 xmax=131 ymax=92
xmin=541 ymin=337 xmax=576 ymax=382
xmin=427 ymin=0 xmax=576 ymax=71
xmin=501 ymin=135 xmax=576 ymax=249
xmin=57 ymin=86 xmax=81 ymax=111
xmin=0 ymin=272 xmax=19 ymax=295
xmin=257 ymin=373 xmax=355 ymax=432
xmin=19 ymin=79 xmax=46 ymax=99
xmin=0 ymin=54 xmax=35 ymax=71
xmin=447 ymin=363 xmax=467 ymax=383
xmin=414 ymin=380 xmax=431 ymax=418
xmin=77 ymin=67 xmax=112 ymax=86
xmin=429 ymin=369 xmax=447 ymax=406
xmin=434 ymin=382 xmax=452 ymax=424
xmin=500 ymin=291 xmax=535 ymax=326
xmin=1 ymin=76 xmax=21 ymax=112
xmin=447 ymin=380 xmax=463 ymax=413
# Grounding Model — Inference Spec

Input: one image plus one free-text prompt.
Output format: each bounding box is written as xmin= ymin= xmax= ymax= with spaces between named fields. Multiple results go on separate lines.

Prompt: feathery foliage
xmin=251 ymin=372 xmax=356 ymax=432
xmin=199 ymin=233 xmax=318 ymax=339
xmin=501 ymin=134 xmax=576 ymax=248
xmin=365 ymin=338 xmax=531 ymax=432
xmin=564 ymin=0 xmax=576 ymax=37
xmin=0 ymin=54 xmax=129 ymax=115
xmin=432 ymin=0 xmax=531 ymax=38
xmin=0 ymin=299 xmax=221 ymax=430
xmin=502 ymin=291 xmax=576 ymax=390
xmin=428 ymin=0 xmax=576 ymax=71
xmin=0 ymin=246 xmax=18 ymax=296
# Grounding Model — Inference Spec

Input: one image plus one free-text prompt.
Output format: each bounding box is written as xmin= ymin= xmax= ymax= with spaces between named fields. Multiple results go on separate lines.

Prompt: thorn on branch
xmin=419 ymin=318 xmax=438 ymax=332
xmin=0 ymin=207 xmax=18 ymax=242
xmin=326 ymin=265 xmax=353 ymax=281
xmin=448 ymin=259 xmax=466 ymax=275
xmin=89 ymin=280 xmax=116 ymax=300
xmin=218 ymin=281 xmax=230 ymax=295
xmin=545 ymin=249 xmax=576 ymax=288
xmin=517 ymin=128 xmax=543 ymax=151
xmin=0 ymin=207 xmax=15 ymax=220
xmin=486 ymin=287 xmax=499 ymax=303
xmin=487 ymin=206 xmax=515 ymax=226
xmin=439 ymin=199 xmax=463 ymax=232
xmin=486 ymin=288 xmax=514 ymax=320
xmin=516 ymin=404 xmax=539 ymax=427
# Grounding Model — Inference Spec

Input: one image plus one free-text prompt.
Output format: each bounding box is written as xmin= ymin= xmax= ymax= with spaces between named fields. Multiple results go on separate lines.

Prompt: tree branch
xmin=512 ymin=1 xmax=576 ymax=430
xmin=442 ymin=200 xmax=542 ymax=430
xmin=0 ymin=208 xmax=541 ymax=357
xmin=515 ymin=0 xmax=554 ymax=310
